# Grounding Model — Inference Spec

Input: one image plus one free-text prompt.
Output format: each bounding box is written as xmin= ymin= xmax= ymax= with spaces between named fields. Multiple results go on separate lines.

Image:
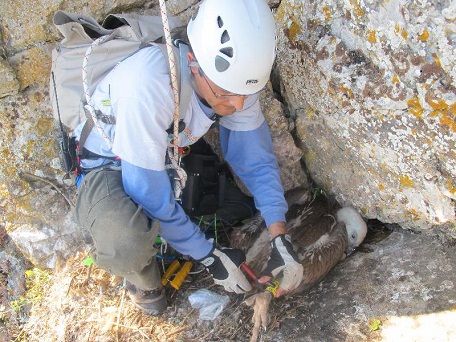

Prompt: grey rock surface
xmin=262 ymin=228 xmax=456 ymax=341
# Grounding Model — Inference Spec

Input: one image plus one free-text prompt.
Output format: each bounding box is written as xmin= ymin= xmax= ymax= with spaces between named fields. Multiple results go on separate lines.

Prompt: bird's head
xmin=336 ymin=207 xmax=368 ymax=256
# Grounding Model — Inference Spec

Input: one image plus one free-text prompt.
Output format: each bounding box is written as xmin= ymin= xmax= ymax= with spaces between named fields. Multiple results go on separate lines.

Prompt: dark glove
xmin=263 ymin=234 xmax=303 ymax=292
xmin=199 ymin=247 xmax=253 ymax=294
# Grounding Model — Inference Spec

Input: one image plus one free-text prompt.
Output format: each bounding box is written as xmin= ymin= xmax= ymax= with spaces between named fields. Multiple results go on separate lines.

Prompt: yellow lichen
xmin=394 ymin=24 xmax=408 ymax=39
xmin=289 ymin=21 xmax=302 ymax=42
xmin=392 ymin=75 xmax=400 ymax=83
xmin=395 ymin=24 xmax=400 ymax=34
xmin=341 ymin=85 xmax=354 ymax=99
xmin=350 ymin=0 xmax=365 ymax=16
xmin=418 ymin=29 xmax=429 ymax=41
xmin=323 ymin=6 xmax=332 ymax=22
xmin=401 ymin=28 xmax=408 ymax=40
xmin=35 ymin=117 xmax=54 ymax=136
xmin=400 ymin=175 xmax=414 ymax=188
xmin=367 ymin=29 xmax=377 ymax=43
xmin=14 ymin=47 xmax=51 ymax=89
xmin=433 ymin=53 xmax=441 ymax=67
xmin=407 ymin=209 xmax=421 ymax=221
xmin=305 ymin=108 xmax=317 ymax=118
xmin=407 ymin=97 xmax=423 ymax=118
xmin=378 ymin=183 xmax=385 ymax=191
xmin=446 ymin=179 xmax=456 ymax=195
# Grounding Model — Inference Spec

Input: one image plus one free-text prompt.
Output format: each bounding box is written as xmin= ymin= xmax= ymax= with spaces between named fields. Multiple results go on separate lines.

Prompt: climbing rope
xmin=159 ymin=0 xmax=187 ymax=200
xmin=159 ymin=0 xmax=180 ymax=165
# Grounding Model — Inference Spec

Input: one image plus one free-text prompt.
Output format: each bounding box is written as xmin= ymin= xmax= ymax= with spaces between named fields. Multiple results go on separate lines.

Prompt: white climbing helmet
xmin=187 ymin=0 xmax=276 ymax=95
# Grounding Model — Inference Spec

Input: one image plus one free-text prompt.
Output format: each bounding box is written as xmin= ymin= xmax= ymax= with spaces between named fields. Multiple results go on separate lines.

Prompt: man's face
xmin=196 ymin=73 xmax=248 ymax=116
xmin=188 ymin=53 xmax=248 ymax=116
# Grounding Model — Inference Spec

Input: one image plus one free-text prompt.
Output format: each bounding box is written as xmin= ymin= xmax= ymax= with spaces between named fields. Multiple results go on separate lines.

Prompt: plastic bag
xmin=188 ymin=289 xmax=230 ymax=320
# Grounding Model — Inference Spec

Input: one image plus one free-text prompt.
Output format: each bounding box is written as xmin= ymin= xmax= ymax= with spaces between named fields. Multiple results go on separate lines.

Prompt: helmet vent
xmin=217 ymin=16 xmax=224 ymax=28
xmin=215 ymin=56 xmax=230 ymax=72
xmin=221 ymin=30 xmax=231 ymax=44
xmin=219 ymin=47 xmax=233 ymax=58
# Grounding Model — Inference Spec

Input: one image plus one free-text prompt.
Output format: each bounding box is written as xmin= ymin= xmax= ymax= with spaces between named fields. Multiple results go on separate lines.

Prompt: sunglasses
xmin=189 ymin=61 xmax=245 ymax=99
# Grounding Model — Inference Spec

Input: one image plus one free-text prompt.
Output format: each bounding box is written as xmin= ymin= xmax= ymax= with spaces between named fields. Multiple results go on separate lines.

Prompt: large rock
xmin=274 ymin=0 xmax=456 ymax=238
xmin=0 ymin=58 xmax=19 ymax=98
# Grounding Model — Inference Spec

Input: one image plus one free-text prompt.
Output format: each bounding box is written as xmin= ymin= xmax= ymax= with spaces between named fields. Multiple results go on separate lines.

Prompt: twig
xmin=66 ymin=276 xmax=75 ymax=296
xmin=84 ymin=264 xmax=93 ymax=285
xmin=19 ymin=171 xmax=74 ymax=207
xmin=180 ymin=308 xmax=195 ymax=326
xmin=115 ymin=280 xmax=127 ymax=342
xmin=166 ymin=324 xmax=191 ymax=337
xmin=111 ymin=323 xmax=151 ymax=340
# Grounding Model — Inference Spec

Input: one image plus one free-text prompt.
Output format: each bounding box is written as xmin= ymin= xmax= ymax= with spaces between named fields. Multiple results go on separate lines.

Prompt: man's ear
xmin=187 ymin=51 xmax=196 ymax=62
xmin=187 ymin=51 xmax=199 ymax=76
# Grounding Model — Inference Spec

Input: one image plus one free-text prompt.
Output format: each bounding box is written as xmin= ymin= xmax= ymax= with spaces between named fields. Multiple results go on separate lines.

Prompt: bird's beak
xmin=345 ymin=247 xmax=356 ymax=256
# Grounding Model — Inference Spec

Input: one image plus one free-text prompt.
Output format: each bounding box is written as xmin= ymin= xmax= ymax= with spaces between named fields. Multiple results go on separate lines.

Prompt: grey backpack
xmin=49 ymin=11 xmax=191 ymax=172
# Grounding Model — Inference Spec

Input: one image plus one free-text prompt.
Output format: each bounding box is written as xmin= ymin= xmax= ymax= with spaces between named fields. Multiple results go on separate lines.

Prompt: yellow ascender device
xmin=161 ymin=260 xmax=193 ymax=290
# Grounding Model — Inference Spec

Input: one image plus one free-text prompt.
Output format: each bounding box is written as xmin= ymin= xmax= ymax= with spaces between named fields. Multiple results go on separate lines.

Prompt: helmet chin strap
xmin=189 ymin=74 xmax=211 ymax=108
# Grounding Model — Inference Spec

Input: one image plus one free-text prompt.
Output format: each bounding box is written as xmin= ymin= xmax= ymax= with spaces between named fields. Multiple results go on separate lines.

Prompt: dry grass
xmin=19 ymin=252 xmax=288 ymax=342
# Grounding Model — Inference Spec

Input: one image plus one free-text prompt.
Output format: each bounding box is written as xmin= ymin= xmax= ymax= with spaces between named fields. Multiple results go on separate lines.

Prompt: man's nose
xmin=229 ymin=95 xmax=247 ymax=111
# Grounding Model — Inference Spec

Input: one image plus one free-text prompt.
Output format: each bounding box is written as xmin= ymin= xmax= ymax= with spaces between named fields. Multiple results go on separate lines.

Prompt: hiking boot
xmin=125 ymin=281 xmax=167 ymax=315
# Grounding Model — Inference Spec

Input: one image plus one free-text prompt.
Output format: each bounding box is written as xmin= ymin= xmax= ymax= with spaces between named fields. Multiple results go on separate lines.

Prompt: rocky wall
xmin=273 ymin=0 xmax=456 ymax=239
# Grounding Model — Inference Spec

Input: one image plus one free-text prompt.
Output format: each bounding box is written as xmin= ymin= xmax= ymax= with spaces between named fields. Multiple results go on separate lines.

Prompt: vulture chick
xmin=231 ymin=193 xmax=367 ymax=341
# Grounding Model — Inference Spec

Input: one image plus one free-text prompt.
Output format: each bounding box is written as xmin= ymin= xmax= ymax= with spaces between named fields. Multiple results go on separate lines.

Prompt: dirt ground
xmin=1 ymin=221 xmax=455 ymax=341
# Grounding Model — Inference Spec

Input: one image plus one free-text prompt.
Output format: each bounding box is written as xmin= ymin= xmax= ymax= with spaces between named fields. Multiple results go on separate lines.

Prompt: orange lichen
xmin=407 ymin=97 xmax=423 ymax=118
xmin=418 ymin=29 xmax=429 ymax=41
xmin=440 ymin=114 xmax=452 ymax=127
xmin=425 ymin=97 xmax=456 ymax=131
xmin=450 ymin=103 xmax=456 ymax=116
xmin=392 ymin=75 xmax=400 ymax=83
xmin=378 ymin=183 xmax=385 ymax=191
xmin=323 ymin=6 xmax=332 ymax=22
xmin=427 ymin=98 xmax=448 ymax=111
xmin=400 ymin=175 xmax=414 ymax=188
xmin=367 ymin=29 xmax=377 ymax=43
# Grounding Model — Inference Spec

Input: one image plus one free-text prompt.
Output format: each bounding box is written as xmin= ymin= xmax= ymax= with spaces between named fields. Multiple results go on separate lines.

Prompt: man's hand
xmin=199 ymin=247 xmax=253 ymax=294
xmin=258 ymin=234 xmax=303 ymax=297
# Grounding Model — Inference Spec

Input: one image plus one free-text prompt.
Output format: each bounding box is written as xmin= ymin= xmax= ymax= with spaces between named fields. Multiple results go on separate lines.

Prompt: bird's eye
xmin=351 ymin=234 xmax=356 ymax=239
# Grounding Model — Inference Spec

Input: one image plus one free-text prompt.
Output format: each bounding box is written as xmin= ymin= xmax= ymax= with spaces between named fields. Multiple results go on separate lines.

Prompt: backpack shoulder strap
xmin=155 ymin=41 xmax=193 ymax=123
